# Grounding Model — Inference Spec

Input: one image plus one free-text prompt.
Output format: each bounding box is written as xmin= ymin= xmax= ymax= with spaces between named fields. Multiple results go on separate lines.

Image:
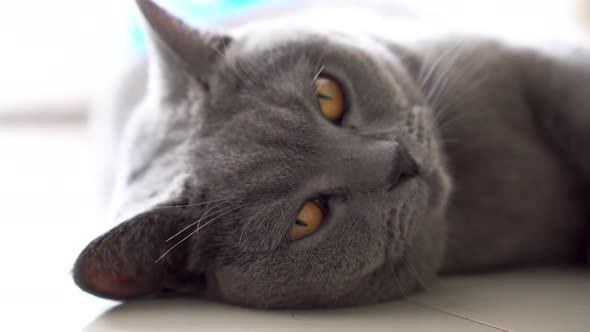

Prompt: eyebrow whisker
xmin=314 ymin=80 xmax=327 ymax=96
xmin=312 ymin=64 xmax=326 ymax=82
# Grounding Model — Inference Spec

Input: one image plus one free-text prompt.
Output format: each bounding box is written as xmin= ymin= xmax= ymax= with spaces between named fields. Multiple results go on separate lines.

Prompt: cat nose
xmin=326 ymin=139 xmax=419 ymax=192
xmin=386 ymin=145 xmax=419 ymax=191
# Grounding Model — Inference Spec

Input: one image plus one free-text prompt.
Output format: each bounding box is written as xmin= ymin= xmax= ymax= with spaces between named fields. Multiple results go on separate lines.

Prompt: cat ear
xmin=73 ymin=207 xmax=200 ymax=300
xmin=135 ymin=0 xmax=231 ymax=95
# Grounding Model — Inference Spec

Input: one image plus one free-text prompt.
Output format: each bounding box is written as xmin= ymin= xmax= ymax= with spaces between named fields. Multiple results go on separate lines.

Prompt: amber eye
xmin=289 ymin=200 xmax=325 ymax=241
xmin=313 ymin=75 xmax=344 ymax=122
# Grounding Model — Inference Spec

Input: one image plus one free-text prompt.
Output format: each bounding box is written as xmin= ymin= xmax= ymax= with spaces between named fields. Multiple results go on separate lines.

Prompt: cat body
xmin=75 ymin=0 xmax=590 ymax=308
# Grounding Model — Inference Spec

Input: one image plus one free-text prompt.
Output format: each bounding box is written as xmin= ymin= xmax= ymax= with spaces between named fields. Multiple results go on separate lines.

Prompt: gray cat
xmin=73 ymin=0 xmax=590 ymax=308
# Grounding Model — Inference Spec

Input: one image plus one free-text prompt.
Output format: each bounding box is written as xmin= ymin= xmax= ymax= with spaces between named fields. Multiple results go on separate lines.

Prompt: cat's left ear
xmin=136 ymin=0 xmax=231 ymax=95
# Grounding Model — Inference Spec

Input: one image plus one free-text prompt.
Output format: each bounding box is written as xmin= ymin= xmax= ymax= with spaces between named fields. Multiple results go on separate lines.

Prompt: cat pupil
xmin=295 ymin=220 xmax=308 ymax=227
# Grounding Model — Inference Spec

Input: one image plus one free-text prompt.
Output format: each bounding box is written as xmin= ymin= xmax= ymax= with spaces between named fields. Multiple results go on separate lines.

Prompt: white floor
xmin=83 ymin=269 xmax=590 ymax=332
xmin=1 ymin=124 xmax=589 ymax=332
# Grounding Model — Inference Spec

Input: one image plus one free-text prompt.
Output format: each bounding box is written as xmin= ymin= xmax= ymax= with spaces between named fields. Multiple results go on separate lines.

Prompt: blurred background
xmin=0 ymin=0 xmax=587 ymax=331
xmin=0 ymin=0 xmax=282 ymax=121
xmin=0 ymin=0 xmax=586 ymax=121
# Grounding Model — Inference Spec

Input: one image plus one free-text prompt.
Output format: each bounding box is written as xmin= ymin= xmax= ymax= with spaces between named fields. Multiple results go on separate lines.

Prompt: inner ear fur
xmin=135 ymin=0 xmax=231 ymax=94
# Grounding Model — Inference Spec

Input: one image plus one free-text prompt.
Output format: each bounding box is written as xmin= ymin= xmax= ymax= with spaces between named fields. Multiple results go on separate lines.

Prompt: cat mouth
xmin=385 ymin=203 xmax=411 ymax=261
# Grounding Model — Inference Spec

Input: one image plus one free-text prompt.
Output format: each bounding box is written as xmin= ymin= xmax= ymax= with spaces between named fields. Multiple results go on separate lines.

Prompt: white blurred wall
xmin=0 ymin=0 xmax=130 ymax=113
xmin=0 ymin=0 xmax=585 ymax=114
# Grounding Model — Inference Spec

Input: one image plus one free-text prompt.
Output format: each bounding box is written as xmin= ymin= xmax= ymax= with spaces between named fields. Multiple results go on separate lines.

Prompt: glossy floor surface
xmin=80 ymin=270 xmax=590 ymax=332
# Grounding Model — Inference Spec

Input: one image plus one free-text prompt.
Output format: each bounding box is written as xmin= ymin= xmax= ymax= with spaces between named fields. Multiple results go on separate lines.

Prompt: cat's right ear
xmin=73 ymin=207 xmax=205 ymax=300
xmin=135 ymin=0 xmax=231 ymax=97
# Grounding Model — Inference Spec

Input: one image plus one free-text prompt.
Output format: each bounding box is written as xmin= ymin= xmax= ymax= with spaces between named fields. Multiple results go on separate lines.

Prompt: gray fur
xmin=74 ymin=0 xmax=589 ymax=308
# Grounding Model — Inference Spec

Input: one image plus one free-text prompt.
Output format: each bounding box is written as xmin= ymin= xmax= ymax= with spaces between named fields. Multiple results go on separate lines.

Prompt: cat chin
xmin=335 ymin=215 xmax=446 ymax=307
xmin=199 ymin=179 xmax=447 ymax=309
xmin=204 ymin=219 xmax=445 ymax=309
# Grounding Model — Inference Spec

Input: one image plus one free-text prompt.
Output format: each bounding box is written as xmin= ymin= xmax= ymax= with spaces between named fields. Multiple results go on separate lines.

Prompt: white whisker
xmin=312 ymin=65 xmax=325 ymax=82
xmin=151 ymin=196 xmax=233 ymax=211
xmin=314 ymin=80 xmax=327 ymax=96
xmin=165 ymin=200 xmax=233 ymax=242
xmin=403 ymin=255 xmax=429 ymax=290
xmin=204 ymin=37 xmax=226 ymax=58
xmin=156 ymin=204 xmax=243 ymax=263
xmin=391 ymin=266 xmax=405 ymax=296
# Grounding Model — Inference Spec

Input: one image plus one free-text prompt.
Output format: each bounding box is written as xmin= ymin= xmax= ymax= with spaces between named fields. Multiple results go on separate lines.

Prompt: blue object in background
xmin=129 ymin=0 xmax=287 ymax=54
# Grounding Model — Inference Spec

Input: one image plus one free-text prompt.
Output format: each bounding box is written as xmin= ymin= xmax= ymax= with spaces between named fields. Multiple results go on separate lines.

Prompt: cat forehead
xmin=228 ymin=20 xmax=399 ymax=66
xmin=199 ymin=26 xmax=414 ymax=131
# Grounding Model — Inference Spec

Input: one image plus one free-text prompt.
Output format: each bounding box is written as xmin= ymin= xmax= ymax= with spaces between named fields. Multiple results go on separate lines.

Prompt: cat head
xmin=74 ymin=0 xmax=451 ymax=308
